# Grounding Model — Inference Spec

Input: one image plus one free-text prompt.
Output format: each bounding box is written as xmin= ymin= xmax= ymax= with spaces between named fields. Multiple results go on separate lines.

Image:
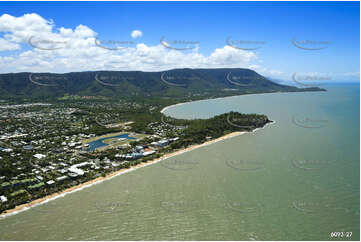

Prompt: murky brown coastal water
xmin=0 ymin=84 xmax=359 ymax=240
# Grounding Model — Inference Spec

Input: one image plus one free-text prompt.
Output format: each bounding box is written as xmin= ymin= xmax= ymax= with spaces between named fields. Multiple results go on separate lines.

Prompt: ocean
xmin=0 ymin=83 xmax=359 ymax=240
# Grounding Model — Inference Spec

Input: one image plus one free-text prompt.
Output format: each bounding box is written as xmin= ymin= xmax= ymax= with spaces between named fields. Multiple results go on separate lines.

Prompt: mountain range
xmin=0 ymin=68 xmax=325 ymax=100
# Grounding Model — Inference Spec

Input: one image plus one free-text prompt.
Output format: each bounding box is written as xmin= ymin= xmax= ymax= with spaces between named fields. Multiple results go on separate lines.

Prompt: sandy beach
xmin=1 ymin=130 xmax=249 ymax=218
xmin=160 ymin=92 xmax=284 ymax=114
xmin=1 ymin=91 xmax=276 ymax=219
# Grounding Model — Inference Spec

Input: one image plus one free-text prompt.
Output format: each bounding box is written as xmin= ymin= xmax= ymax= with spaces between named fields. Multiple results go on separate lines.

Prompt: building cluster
xmin=0 ymin=101 xmax=180 ymax=210
xmin=148 ymin=121 xmax=186 ymax=136
xmin=0 ymin=132 xmax=180 ymax=207
xmin=115 ymin=137 xmax=179 ymax=160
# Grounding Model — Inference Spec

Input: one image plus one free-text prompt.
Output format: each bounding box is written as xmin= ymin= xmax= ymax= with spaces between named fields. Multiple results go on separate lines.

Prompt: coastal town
xmin=0 ymin=98 xmax=270 ymax=214
xmin=0 ymin=1 xmax=358 ymax=240
xmin=0 ymin=99 xmax=180 ymax=213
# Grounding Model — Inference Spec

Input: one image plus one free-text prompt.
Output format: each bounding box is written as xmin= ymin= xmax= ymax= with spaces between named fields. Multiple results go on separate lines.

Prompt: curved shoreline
xmin=160 ymin=92 xmax=285 ymax=114
xmin=1 ymin=94 xmax=276 ymax=219
xmin=0 ymin=122 xmax=275 ymax=219
xmin=0 ymin=131 xmax=242 ymax=218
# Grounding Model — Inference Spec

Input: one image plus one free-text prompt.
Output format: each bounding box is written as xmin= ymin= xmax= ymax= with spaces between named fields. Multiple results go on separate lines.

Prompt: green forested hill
xmin=0 ymin=68 xmax=325 ymax=100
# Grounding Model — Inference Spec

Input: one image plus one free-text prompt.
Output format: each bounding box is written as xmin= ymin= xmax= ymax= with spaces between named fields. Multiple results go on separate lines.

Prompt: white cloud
xmin=248 ymin=65 xmax=283 ymax=77
xmin=0 ymin=13 xmax=358 ymax=84
xmin=0 ymin=13 xmax=261 ymax=74
xmin=131 ymin=30 xmax=142 ymax=39
xmin=0 ymin=38 xmax=20 ymax=51
xmin=0 ymin=13 xmax=54 ymax=43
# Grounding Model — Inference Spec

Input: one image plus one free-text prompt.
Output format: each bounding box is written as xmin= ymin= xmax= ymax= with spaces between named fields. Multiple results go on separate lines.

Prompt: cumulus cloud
xmin=0 ymin=13 xmax=54 ymax=43
xmin=0 ymin=38 xmax=20 ymax=51
xmin=249 ymin=65 xmax=283 ymax=77
xmin=0 ymin=13 xmax=263 ymax=74
xmin=131 ymin=30 xmax=142 ymax=39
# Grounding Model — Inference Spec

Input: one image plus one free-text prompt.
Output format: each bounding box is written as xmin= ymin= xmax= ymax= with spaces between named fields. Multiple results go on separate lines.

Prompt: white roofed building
xmin=33 ymin=154 xmax=46 ymax=159
xmin=0 ymin=195 xmax=7 ymax=203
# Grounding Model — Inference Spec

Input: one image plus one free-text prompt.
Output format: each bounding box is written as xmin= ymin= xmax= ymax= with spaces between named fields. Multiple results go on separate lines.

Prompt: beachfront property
xmin=151 ymin=140 xmax=168 ymax=147
xmin=128 ymin=152 xmax=143 ymax=160
xmin=0 ymin=103 xmax=184 ymax=214
xmin=68 ymin=162 xmax=90 ymax=176
xmin=46 ymin=180 xmax=55 ymax=186
xmin=151 ymin=137 xmax=178 ymax=147
xmin=0 ymin=195 xmax=7 ymax=203
xmin=56 ymin=176 xmax=68 ymax=182
xmin=142 ymin=150 xmax=156 ymax=156
xmin=117 ymin=137 xmax=179 ymax=160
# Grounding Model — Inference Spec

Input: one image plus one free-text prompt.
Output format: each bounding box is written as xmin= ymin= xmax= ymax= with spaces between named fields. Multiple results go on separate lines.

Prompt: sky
xmin=0 ymin=1 xmax=359 ymax=83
